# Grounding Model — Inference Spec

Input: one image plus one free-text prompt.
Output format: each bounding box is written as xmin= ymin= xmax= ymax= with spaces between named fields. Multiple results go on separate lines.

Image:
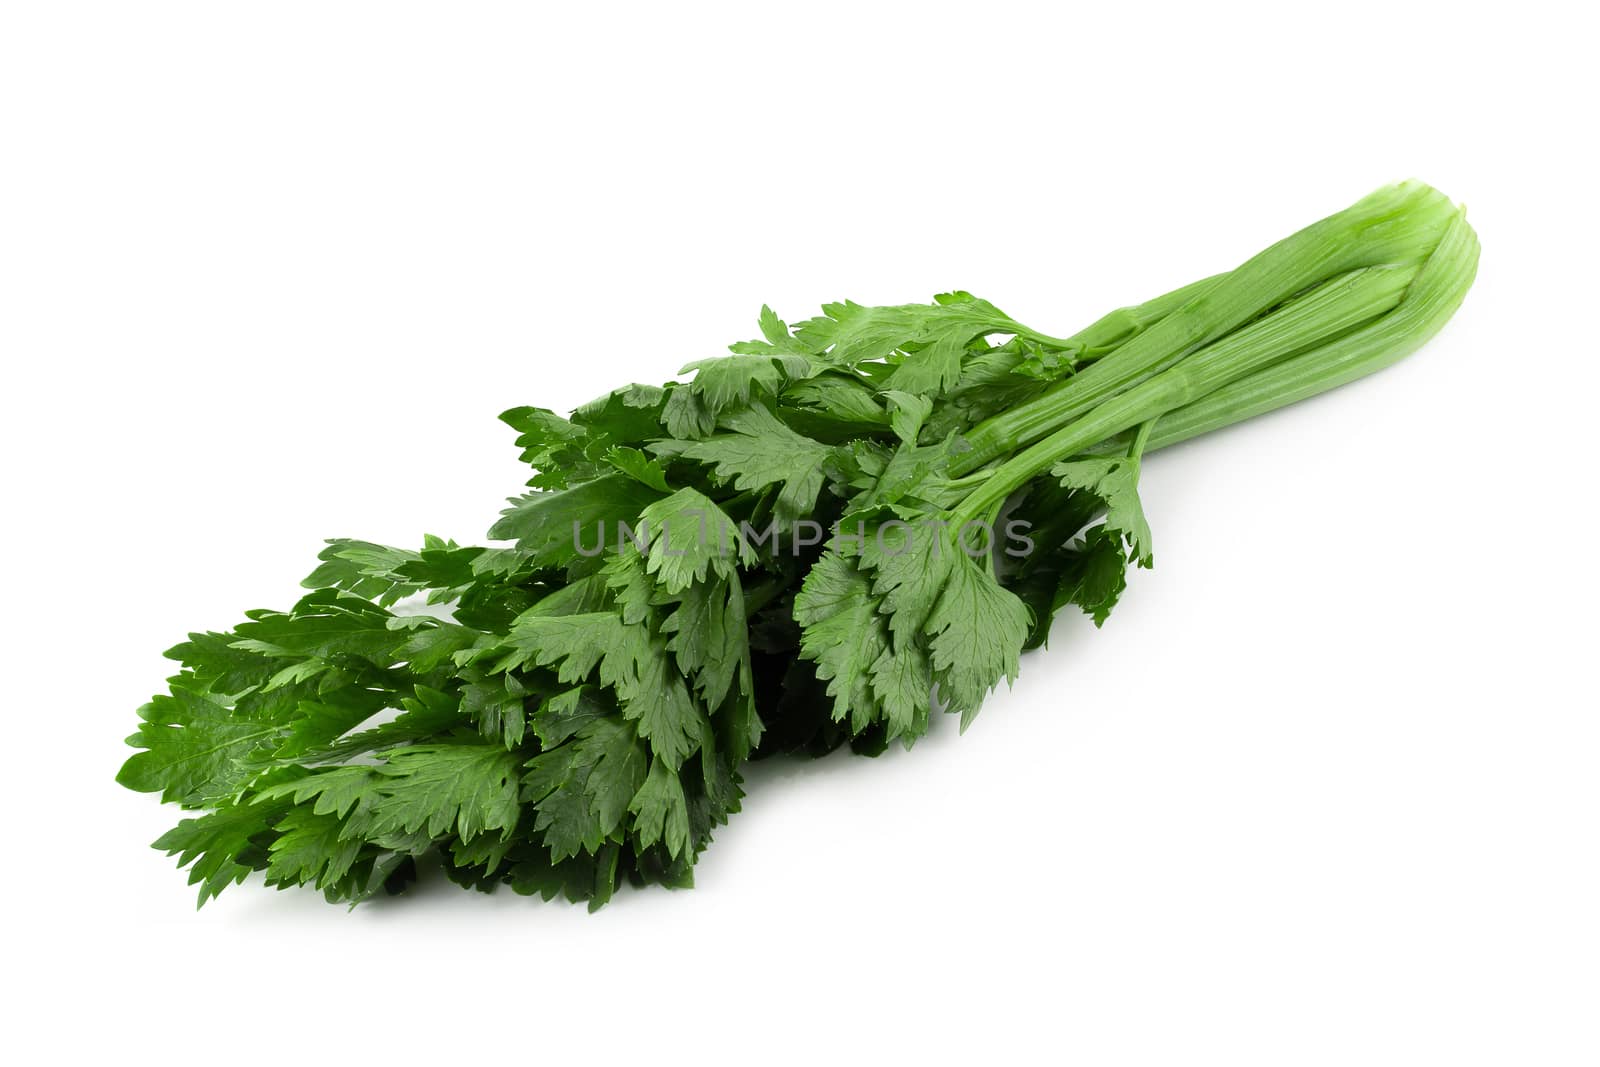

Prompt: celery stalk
xmin=948 ymin=258 xmax=1430 ymax=527
xmin=952 ymin=181 xmax=1463 ymax=476
xmin=1140 ymin=210 xmax=1480 ymax=452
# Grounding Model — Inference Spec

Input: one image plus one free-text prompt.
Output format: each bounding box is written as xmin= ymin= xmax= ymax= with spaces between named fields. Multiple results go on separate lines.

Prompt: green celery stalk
xmin=1139 ymin=210 xmax=1480 ymax=452
xmin=951 ymin=181 xmax=1462 ymax=476
xmin=1057 ymin=272 xmax=1227 ymax=362
xmin=948 ymin=258 xmax=1429 ymax=527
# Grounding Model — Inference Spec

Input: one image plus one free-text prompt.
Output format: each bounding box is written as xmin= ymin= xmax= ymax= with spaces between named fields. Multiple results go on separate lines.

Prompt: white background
xmin=3 ymin=2 xmax=1596 ymax=1063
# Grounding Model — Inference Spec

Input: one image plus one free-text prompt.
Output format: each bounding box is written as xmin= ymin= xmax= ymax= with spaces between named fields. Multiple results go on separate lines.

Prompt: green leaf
xmin=883 ymin=389 xmax=933 ymax=444
xmin=292 ymin=688 xmax=463 ymax=765
xmin=367 ymin=744 xmax=523 ymax=843
xmin=153 ymin=799 xmax=283 ymax=907
xmin=489 ymin=604 xmax=704 ymax=770
xmin=790 ymin=293 xmax=1020 ymax=395
xmin=656 ymin=404 xmax=833 ymax=523
xmin=792 ymin=550 xmax=888 ymax=733
xmin=781 ymin=375 xmax=889 ymax=429
xmin=1057 ymin=525 xmax=1133 ymax=627
xmin=302 ymin=539 xmax=427 ymax=606
xmin=245 ymin=684 xmax=395 ymax=767
xmin=572 ymin=384 xmax=668 ymax=443
xmin=459 ymin=670 xmax=532 ymax=749
xmin=661 ymin=575 xmax=746 ymax=711
xmin=118 ymin=687 xmax=282 ymax=803
xmin=869 ymin=639 xmax=931 ymax=741
xmin=637 ymin=488 xmax=756 ymax=594
xmin=726 ymin=304 xmax=821 ymax=359
xmin=394 ymin=619 xmax=484 ymax=675
xmin=531 ymin=687 xmax=612 ymax=746
xmin=232 ymin=590 xmax=404 ymax=666
xmin=499 ymin=406 xmax=597 ymax=489
xmin=757 ymin=304 xmax=790 ymax=347
xmin=264 ymin=807 xmax=365 ymax=891
xmin=163 ymin=630 xmax=281 ymax=692
xmin=488 ymin=612 xmax=630 ymax=683
xmin=1052 ymin=456 xmax=1153 ymax=565
xmin=604 ymin=445 xmax=672 ymax=492
xmin=858 ymin=519 xmax=955 ymax=652
xmin=629 ymin=757 xmax=690 ymax=859
xmin=661 ymin=383 xmax=716 ymax=439
xmin=488 ymin=474 xmax=665 ymax=565
xmin=523 ymin=716 xmax=647 ymax=860
xmin=680 ymin=354 xmax=789 ymax=411
xmin=620 ymin=654 xmax=704 ymax=772
xmin=255 ymin=765 xmax=381 ymax=821
xmin=924 ymin=552 xmax=1031 ymax=729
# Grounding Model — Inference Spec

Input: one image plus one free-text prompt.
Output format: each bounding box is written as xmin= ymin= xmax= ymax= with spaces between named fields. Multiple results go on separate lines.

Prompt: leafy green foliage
xmin=115 ymin=288 xmax=1146 ymax=907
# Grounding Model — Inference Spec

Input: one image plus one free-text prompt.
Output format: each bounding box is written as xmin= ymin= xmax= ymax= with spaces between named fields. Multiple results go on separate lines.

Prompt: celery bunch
xmin=120 ymin=182 xmax=1478 ymax=907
